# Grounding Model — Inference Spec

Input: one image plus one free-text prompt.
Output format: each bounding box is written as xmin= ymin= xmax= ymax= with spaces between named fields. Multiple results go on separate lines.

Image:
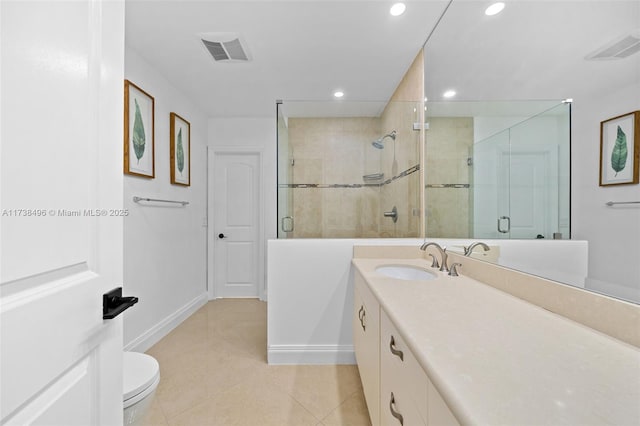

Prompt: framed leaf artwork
xmin=170 ymin=113 xmax=190 ymax=186
xmin=600 ymin=111 xmax=639 ymax=186
xmin=124 ymin=80 xmax=155 ymax=178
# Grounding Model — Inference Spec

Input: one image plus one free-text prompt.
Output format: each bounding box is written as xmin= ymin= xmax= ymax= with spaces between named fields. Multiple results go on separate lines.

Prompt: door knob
xmin=218 ymin=233 xmax=227 ymax=239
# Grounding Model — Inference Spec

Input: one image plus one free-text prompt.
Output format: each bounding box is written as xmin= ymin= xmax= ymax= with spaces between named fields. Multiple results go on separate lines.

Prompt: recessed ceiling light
xmin=390 ymin=3 xmax=406 ymax=16
xmin=485 ymin=2 xmax=505 ymax=16
xmin=333 ymin=91 xmax=344 ymax=98
xmin=443 ymin=90 xmax=456 ymax=98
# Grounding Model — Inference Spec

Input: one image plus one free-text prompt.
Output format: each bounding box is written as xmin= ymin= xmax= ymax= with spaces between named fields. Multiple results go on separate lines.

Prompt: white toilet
xmin=123 ymin=352 xmax=160 ymax=426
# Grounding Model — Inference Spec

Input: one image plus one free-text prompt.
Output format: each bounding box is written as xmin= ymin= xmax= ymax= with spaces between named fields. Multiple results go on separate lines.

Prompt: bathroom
xmin=1 ymin=0 xmax=639 ymax=425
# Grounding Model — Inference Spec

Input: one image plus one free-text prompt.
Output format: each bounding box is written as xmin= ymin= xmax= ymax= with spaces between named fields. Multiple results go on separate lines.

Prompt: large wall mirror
xmin=424 ymin=0 xmax=640 ymax=303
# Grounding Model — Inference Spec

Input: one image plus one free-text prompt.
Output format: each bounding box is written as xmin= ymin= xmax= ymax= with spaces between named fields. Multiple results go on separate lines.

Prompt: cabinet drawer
xmin=381 ymin=310 xmax=428 ymax=425
xmin=380 ymin=387 xmax=424 ymax=426
xmin=354 ymin=272 xmax=380 ymax=426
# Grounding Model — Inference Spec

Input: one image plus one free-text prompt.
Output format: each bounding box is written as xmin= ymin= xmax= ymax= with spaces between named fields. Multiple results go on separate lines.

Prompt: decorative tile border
xmin=425 ymin=183 xmax=470 ymax=188
xmin=278 ymin=164 xmax=420 ymax=189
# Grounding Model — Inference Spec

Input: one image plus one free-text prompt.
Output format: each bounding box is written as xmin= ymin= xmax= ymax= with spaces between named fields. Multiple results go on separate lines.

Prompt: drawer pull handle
xmin=389 ymin=335 xmax=404 ymax=361
xmin=360 ymin=306 xmax=366 ymax=331
xmin=389 ymin=392 xmax=404 ymax=425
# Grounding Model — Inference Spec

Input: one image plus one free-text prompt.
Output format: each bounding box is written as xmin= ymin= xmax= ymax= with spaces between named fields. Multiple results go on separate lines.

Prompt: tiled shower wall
xmin=288 ymin=117 xmax=383 ymax=238
xmin=379 ymin=101 xmax=421 ymax=237
xmin=378 ymin=50 xmax=424 ymax=238
xmin=284 ymin=51 xmax=424 ymax=238
xmin=425 ymin=117 xmax=474 ymax=237
xmin=289 ymin=109 xmax=420 ymax=238
xmin=287 ymin=109 xmax=421 ymax=238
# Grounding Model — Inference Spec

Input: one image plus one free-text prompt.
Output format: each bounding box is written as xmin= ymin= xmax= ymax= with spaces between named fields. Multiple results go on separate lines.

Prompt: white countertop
xmin=352 ymin=258 xmax=640 ymax=425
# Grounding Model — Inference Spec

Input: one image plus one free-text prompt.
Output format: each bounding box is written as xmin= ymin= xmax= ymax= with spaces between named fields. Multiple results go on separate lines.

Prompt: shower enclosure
xmin=277 ymin=100 xmax=422 ymax=238
xmin=424 ymin=100 xmax=571 ymax=240
xmin=472 ymin=102 xmax=571 ymax=239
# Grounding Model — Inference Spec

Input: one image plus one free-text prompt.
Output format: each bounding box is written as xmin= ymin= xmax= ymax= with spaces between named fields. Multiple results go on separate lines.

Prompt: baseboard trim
xmin=267 ymin=344 xmax=355 ymax=365
xmin=124 ymin=292 xmax=208 ymax=353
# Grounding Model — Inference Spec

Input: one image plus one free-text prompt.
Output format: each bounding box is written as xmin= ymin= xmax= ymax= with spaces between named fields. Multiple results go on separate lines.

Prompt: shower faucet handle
xmin=383 ymin=206 xmax=398 ymax=223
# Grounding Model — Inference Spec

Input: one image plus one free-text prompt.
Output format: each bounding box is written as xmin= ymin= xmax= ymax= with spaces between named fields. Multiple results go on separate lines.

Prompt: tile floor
xmin=141 ymin=299 xmax=371 ymax=426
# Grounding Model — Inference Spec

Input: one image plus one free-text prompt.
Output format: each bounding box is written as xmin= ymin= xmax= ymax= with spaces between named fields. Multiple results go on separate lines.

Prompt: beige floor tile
xmin=155 ymin=370 xmax=210 ymax=419
xmin=168 ymin=380 xmax=318 ymax=426
xmin=205 ymin=348 xmax=271 ymax=397
xmin=321 ymin=389 xmax=371 ymax=426
xmin=265 ymin=365 xmax=364 ymax=420
xmin=144 ymin=300 xmax=367 ymax=426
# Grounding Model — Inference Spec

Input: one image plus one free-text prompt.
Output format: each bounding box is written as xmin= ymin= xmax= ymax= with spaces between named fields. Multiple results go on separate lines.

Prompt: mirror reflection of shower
xmin=371 ymin=130 xmax=396 ymax=149
xmin=373 ymin=129 xmax=399 ymax=175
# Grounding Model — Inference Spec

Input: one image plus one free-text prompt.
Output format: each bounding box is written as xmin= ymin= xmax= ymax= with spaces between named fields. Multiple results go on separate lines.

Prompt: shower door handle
xmin=497 ymin=216 xmax=510 ymax=233
xmin=281 ymin=216 xmax=294 ymax=233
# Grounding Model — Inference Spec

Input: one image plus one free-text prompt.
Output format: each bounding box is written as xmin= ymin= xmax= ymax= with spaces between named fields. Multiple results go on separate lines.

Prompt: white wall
xmin=123 ymin=47 xmax=208 ymax=351
xmin=207 ymin=117 xmax=278 ymax=298
xmin=572 ymin=80 xmax=640 ymax=303
xmin=267 ymin=238 xmax=588 ymax=364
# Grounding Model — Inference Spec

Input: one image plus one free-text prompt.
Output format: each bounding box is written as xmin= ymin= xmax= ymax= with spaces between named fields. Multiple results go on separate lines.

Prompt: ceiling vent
xmin=199 ymin=32 xmax=251 ymax=62
xmin=586 ymin=29 xmax=640 ymax=60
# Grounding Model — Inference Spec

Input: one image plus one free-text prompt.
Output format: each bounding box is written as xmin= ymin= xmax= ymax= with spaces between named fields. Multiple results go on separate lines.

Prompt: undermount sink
xmin=375 ymin=265 xmax=436 ymax=281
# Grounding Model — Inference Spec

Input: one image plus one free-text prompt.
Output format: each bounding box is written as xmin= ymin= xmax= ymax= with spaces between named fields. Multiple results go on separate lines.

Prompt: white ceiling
xmin=125 ymin=0 xmax=451 ymax=118
xmin=125 ymin=1 xmax=640 ymax=119
xmin=424 ymin=0 xmax=640 ymax=103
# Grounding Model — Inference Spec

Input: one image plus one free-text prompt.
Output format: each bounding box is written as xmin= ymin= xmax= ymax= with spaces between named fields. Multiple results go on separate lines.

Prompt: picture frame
xmin=599 ymin=111 xmax=639 ymax=186
xmin=124 ymin=80 xmax=155 ymax=178
xmin=170 ymin=112 xmax=191 ymax=186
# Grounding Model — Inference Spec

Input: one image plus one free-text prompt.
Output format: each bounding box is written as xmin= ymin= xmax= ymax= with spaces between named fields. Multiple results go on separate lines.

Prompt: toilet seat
xmin=123 ymin=352 xmax=160 ymax=409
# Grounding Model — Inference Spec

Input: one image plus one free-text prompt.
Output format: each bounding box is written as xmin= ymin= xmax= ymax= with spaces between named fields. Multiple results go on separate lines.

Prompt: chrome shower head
xmin=371 ymin=130 xmax=397 ymax=149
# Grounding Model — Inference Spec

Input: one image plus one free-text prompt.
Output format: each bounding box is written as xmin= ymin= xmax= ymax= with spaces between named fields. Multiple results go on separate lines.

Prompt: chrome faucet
xmin=419 ymin=242 xmax=448 ymax=273
xmin=464 ymin=242 xmax=490 ymax=256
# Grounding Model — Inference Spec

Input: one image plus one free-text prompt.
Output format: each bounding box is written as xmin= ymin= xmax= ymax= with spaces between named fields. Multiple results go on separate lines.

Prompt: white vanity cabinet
xmin=352 ymin=257 xmax=640 ymax=425
xmin=379 ymin=310 xmax=460 ymax=426
xmin=354 ymin=269 xmax=461 ymax=426
xmin=354 ymin=272 xmax=381 ymax=426
xmin=380 ymin=310 xmax=428 ymax=425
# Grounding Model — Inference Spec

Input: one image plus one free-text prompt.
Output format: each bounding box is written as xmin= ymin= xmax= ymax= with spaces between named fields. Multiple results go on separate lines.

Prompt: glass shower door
xmin=473 ymin=129 xmax=511 ymax=239
xmin=473 ymin=102 xmax=571 ymax=240
xmin=277 ymin=105 xmax=294 ymax=238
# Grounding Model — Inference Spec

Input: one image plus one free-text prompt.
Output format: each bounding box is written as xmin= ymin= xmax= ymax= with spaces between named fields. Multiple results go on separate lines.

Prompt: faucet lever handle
xmin=448 ymin=263 xmax=462 ymax=277
xmin=428 ymin=253 xmax=439 ymax=269
xmin=439 ymin=246 xmax=449 ymax=273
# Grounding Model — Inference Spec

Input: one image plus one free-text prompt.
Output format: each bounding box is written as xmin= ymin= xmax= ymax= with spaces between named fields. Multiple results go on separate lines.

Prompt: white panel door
xmin=1 ymin=1 xmax=124 ymax=425
xmin=499 ymin=151 xmax=550 ymax=239
xmin=212 ymin=152 xmax=261 ymax=298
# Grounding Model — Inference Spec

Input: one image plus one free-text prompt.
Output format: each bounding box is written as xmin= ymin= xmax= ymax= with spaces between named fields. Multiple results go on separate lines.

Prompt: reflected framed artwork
xmin=124 ymin=80 xmax=155 ymax=178
xmin=600 ymin=111 xmax=639 ymax=186
xmin=170 ymin=112 xmax=190 ymax=186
